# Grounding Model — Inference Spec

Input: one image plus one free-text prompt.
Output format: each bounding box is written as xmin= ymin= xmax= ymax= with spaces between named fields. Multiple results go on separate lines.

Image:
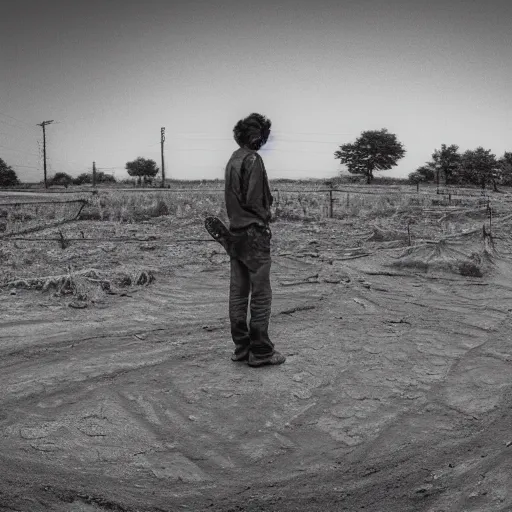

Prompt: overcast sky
xmin=1 ymin=0 xmax=510 ymax=182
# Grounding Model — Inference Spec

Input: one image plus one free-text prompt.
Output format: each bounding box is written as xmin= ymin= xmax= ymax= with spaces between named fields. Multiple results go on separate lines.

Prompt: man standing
xmin=221 ymin=113 xmax=285 ymax=367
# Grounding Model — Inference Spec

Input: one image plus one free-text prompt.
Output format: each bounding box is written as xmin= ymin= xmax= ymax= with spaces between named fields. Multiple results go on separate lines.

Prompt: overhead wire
xmin=0 ymin=143 xmax=40 ymax=157
xmin=4 ymin=127 xmax=348 ymax=180
xmin=174 ymin=134 xmax=345 ymax=144
xmin=0 ymin=111 xmax=35 ymax=127
xmin=7 ymin=164 xmax=40 ymax=169
xmin=0 ymin=119 xmax=37 ymax=132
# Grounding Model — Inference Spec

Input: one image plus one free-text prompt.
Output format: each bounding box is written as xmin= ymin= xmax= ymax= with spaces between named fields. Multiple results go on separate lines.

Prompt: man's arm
xmin=242 ymin=153 xmax=271 ymax=224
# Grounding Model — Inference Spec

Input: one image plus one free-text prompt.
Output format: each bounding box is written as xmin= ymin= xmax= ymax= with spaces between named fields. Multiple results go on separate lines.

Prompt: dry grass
xmin=80 ymin=188 xmax=410 ymax=224
xmin=1 ymin=182 xmax=500 ymax=230
xmin=75 ymin=190 xmax=228 ymax=223
xmin=0 ymin=182 xmax=503 ymax=271
xmin=0 ymin=199 xmax=87 ymax=236
xmin=7 ymin=267 xmax=154 ymax=301
xmin=1 ymin=184 xmax=503 ymax=243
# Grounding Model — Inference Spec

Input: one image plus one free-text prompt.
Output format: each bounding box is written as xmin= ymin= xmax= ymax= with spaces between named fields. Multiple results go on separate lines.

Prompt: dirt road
xmin=1 ymin=219 xmax=512 ymax=511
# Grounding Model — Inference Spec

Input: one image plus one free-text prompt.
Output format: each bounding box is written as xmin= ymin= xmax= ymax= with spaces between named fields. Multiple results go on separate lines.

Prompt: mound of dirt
xmin=388 ymin=232 xmax=496 ymax=277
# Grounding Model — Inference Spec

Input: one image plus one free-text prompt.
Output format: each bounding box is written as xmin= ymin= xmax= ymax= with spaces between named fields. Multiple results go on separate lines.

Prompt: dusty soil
xmin=2 ymin=205 xmax=512 ymax=511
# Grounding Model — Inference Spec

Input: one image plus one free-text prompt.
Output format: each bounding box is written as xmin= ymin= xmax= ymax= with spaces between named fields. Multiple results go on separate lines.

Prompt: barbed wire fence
xmin=0 ymin=199 xmax=88 ymax=239
xmin=0 ymin=184 xmax=500 ymax=249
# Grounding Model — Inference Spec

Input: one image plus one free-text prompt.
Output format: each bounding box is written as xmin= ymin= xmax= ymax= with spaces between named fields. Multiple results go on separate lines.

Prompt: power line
xmin=0 ymin=143 xmax=40 ymax=157
xmin=9 ymin=164 xmax=40 ymax=169
xmin=272 ymin=130 xmax=353 ymax=137
xmin=262 ymin=148 xmax=336 ymax=154
xmin=0 ymin=119 xmax=31 ymax=131
xmin=177 ymin=138 xmax=342 ymax=146
xmin=0 ymin=111 xmax=34 ymax=127
xmin=99 ymin=141 xmax=162 ymax=155
xmin=0 ymin=130 xmax=26 ymax=138
xmin=0 ymin=120 xmax=37 ymax=133
xmin=179 ymin=129 xmax=352 ymax=137
xmin=169 ymin=147 xmax=334 ymax=155
xmin=175 ymin=133 xmax=346 ymax=143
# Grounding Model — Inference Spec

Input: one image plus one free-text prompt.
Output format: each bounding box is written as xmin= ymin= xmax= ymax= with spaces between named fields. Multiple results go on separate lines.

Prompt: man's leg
xmin=229 ymin=257 xmax=251 ymax=361
xmin=247 ymin=259 xmax=275 ymax=361
xmin=243 ymin=226 xmax=285 ymax=367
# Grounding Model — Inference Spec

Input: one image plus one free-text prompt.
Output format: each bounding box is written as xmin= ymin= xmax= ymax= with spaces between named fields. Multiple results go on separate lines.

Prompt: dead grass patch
xmin=5 ymin=267 xmax=155 ymax=301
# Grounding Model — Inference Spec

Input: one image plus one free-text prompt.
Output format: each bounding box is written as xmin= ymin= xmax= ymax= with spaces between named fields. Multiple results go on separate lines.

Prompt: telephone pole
xmin=37 ymin=120 xmax=54 ymax=188
xmin=161 ymin=127 xmax=166 ymax=188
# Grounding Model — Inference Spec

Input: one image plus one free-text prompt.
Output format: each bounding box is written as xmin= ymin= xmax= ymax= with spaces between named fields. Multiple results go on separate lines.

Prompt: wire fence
xmin=0 ymin=199 xmax=88 ymax=238
xmin=0 ymin=185 xmax=500 ymax=245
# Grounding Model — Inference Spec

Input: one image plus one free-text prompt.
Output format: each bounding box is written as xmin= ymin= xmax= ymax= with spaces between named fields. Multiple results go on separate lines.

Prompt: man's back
xmin=224 ymin=147 xmax=273 ymax=231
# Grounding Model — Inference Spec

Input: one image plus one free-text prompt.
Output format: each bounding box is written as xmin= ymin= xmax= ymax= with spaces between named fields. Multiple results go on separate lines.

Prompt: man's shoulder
xmin=243 ymin=151 xmax=263 ymax=169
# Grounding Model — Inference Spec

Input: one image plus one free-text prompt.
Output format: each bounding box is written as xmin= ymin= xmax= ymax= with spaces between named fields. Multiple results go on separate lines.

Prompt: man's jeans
xmin=229 ymin=225 xmax=274 ymax=361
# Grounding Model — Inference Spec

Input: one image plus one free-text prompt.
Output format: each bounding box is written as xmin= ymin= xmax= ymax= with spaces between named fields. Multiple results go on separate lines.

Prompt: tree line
xmin=0 ymin=156 xmax=160 ymax=188
xmin=1 ymin=132 xmax=511 ymax=189
xmin=408 ymin=145 xmax=512 ymax=191
xmin=333 ymin=129 xmax=511 ymax=190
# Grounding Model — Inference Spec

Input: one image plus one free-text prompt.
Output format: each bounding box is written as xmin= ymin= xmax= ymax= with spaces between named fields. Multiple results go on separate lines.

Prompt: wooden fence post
xmin=328 ymin=182 xmax=334 ymax=218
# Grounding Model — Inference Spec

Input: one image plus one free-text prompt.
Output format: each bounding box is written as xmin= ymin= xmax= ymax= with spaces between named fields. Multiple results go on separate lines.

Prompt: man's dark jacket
xmin=224 ymin=147 xmax=273 ymax=231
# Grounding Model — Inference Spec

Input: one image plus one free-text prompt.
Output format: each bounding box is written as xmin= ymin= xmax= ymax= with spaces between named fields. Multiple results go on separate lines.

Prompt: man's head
xmin=233 ymin=113 xmax=272 ymax=151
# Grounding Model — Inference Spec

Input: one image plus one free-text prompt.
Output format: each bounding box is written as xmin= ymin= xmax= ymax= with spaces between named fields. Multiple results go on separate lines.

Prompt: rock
xmin=9 ymin=289 xmax=16 ymax=295
xmin=414 ymin=484 xmax=433 ymax=495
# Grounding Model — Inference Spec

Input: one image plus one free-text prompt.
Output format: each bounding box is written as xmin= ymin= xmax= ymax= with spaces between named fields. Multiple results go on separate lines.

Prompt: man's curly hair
xmin=233 ymin=113 xmax=272 ymax=151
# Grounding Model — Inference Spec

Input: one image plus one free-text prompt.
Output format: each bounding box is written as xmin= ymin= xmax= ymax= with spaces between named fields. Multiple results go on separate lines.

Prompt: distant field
xmin=0 ymin=179 xmax=507 ymax=237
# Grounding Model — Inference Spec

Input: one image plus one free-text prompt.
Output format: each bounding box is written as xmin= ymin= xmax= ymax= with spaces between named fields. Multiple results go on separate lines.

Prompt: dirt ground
xmin=1 ymin=206 xmax=512 ymax=512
